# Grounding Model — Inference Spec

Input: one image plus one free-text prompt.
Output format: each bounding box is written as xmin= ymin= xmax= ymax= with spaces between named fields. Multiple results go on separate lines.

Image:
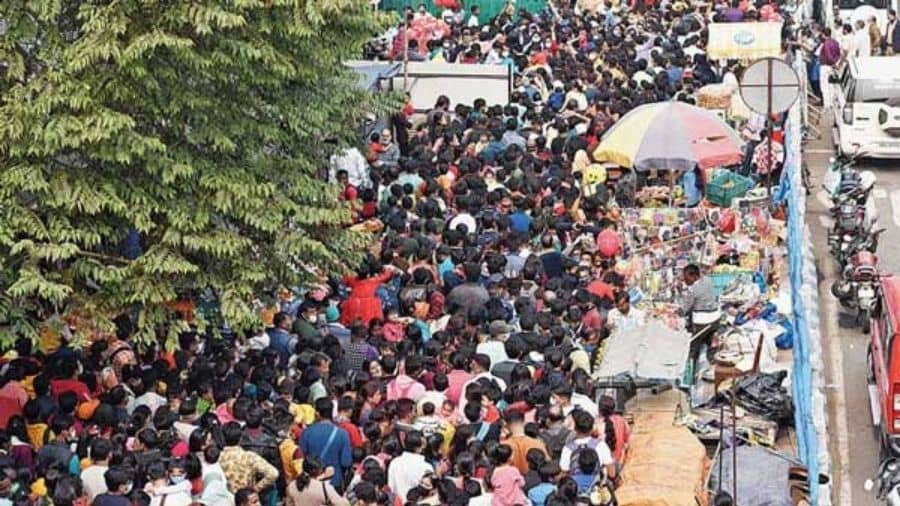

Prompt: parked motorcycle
xmin=864 ymin=458 xmax=900 ymax=505
xmin=829 ymin=182 xmax=874 ymax=209
xmin=822 ymin=152 xmax=868 ymax=198
xmin=832 ymin=228 xmax=885 ymax=269
xmin=825 ymin=170 xmax=878 ymax=263
xmin=830 ymin=250 xmax=881 ymax=333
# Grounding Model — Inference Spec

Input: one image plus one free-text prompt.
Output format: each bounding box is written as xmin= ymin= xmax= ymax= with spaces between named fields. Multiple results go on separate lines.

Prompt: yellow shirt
xmin=290 ymin=403 xmax=316 ymax=426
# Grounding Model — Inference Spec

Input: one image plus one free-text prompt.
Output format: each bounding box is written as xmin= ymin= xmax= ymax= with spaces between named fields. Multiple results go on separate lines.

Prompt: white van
xmin=833 ymin=57 xmax=900 ymax=158
xmin=837 ymin=0 xmax=894 ymax=32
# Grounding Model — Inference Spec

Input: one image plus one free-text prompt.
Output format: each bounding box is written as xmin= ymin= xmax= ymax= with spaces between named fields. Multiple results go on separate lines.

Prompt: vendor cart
xmin=593 ymin=320 xmax=701 ymax=411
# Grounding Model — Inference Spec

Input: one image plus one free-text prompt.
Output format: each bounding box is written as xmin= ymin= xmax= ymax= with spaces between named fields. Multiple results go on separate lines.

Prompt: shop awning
xmin=344 ymin=61 xmax=402 ymax=91
xmin=707 ymin=22 xmax=783 ymax=60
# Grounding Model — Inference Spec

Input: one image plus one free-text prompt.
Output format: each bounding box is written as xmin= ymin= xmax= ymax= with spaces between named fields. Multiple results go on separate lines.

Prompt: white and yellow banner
xmin=708 ymin=22 xmax=783 ymax=60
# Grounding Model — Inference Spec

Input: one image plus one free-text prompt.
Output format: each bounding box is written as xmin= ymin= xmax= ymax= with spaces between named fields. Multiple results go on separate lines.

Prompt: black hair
xmin=235 ymin=488 xmax=257 ymax=506
xmin=103 ymin=466 xmax=132 ymax=491
xmin=296 ymin=454 xmax=325 ymax=492
xmin=90 ymin=438 xmax=113 ymax=462
xmin=222 ymin=422 xmax=243 ymax=446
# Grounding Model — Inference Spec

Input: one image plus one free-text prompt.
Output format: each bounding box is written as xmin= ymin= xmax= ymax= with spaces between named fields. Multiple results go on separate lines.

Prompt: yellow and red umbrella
xmin=593 ymin=102 xmax=744 ymax=171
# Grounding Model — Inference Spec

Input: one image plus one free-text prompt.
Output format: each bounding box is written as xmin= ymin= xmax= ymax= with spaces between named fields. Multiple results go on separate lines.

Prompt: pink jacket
xmin=491 ymin=465 xmax=528 ymax=506
xmin=386 ymin=375 xmax=426 ymax=402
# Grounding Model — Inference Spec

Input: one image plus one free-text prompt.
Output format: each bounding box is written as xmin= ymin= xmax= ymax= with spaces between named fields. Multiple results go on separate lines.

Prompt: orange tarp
xmin=615 ymin=414 xmax=710 ymax=506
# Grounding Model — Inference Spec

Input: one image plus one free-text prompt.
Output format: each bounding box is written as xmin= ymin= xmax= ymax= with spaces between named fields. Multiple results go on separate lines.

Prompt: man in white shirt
xmin=558 ymin=410 xmax=616 ymax=478
xmin=552 ymin=383 xmax=598 ymax=417
xmin=448 ymin=207 xmax=478 ymax=235
xmin=476 ymin=321 xmax=512 ymax=368
xmin=127 ymin=377 xmax=167 ymax=415
xmin=328 ymin=147 xmax=370 ymax=190
xmin=606 ymin=292 xmax=646 ymax=334
xmin=463 ymin=354 xmax=508 ymax=391
xmin=387 ymin=431 xmax=434 ymax=501
xmin=466 ymin=5 xmax=480 ymax=27
xmin=81 ymin=438 xmax=113 ymax=500
xmin=854 ymin=19 xmax=872 ymax=57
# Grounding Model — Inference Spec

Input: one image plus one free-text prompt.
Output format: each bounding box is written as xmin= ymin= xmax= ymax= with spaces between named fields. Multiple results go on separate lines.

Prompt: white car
xmin=833 ymin=57 xmax=900 ymax=158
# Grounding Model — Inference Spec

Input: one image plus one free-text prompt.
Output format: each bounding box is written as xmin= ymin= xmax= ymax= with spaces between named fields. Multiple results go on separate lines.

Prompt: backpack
xmin=540 ymin=426 xmax=572 ymax=460
xmin=491 ymin=361 xmax=517 ymax=386
xmin=566 ymin=438 xmax=602 ymax=475
xmin=574 ymin=472 xmax=603 ymax=497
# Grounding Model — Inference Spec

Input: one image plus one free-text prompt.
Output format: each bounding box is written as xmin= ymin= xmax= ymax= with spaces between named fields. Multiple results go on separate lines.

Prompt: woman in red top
xmin=340 ymin=263 xmax=396 ymax=327
xmin=599 ymin=396 xmax=630 ymax=464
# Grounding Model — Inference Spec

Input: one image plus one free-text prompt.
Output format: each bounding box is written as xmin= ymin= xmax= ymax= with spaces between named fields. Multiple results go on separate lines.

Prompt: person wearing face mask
xmin=143 ymin=460 xmax=193 ymax=506
xmin=414 ymin=3 xmax=430 ymax=20
xmin=35 ymin=415 xmax=80 ymax=476
xmin=92 ymin=467 xmax=133 ymax=506
xmin=292 ymin=302 xmax=322 ymax=342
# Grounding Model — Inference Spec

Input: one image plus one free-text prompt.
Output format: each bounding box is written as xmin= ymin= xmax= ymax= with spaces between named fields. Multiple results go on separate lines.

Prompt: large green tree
xmin=0 ymin=0 xmax=391 ymax=346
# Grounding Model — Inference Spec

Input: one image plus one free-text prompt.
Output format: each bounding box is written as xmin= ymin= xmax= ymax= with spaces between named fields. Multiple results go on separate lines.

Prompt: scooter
xmin=822 ymin=152 xmax=866 ymax=198
xmin=830 ymin=250 xmax=880 ymax=332
xmin=864 ymin=458 xmax=900 ymax=505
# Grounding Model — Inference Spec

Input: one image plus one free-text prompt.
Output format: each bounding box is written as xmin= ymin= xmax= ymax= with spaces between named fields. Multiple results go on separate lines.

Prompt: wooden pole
xmin=718 ymin=405 xmax=725 ymax=494
xmin=765 ymin=58 xmax=774 ymax=203
xmin=731 ymin=379 xmax=738 ymax=502
xmin=669 ymin=169 xmax=675 ymax=207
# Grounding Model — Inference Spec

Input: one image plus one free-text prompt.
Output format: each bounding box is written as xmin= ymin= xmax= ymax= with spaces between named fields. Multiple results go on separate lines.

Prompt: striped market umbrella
xmin=592 ymin=101 xmax=744 ymax=172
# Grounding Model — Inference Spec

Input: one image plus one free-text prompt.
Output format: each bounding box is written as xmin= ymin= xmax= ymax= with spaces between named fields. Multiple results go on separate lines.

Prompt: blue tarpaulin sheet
xmin=347 ymin=62 xmax=402 ymax=91
xmin=784 ymin=109 xmax=819 ymax=504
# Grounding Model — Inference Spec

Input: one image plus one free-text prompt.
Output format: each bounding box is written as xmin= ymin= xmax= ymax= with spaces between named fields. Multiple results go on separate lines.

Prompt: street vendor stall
xmin=612 ymin=207 xmax=783 ymax=303
xmin=592 ymin=102 xmax=744 ymax=172
xmin=593 ymin=320 xmax=694 ymax=409
xmin=594 ymin=202 xmax=796 ymax=447
xmin=593 ymin=102 xmax=746 ymax=207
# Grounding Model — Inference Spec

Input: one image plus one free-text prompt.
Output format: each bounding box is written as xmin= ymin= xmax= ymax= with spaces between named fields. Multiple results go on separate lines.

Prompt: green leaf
xmin=0 ymin=0 xmax=391 ymax=347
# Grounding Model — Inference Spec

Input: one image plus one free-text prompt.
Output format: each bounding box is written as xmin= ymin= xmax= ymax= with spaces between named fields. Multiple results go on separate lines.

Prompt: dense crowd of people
xmin=0 ymin=1 xmax=802 ymax=506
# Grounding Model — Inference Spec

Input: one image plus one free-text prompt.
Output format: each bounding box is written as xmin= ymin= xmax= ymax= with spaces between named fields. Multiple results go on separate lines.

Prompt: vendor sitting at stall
xmin=679 ymin=264 xmax=721 ymax=332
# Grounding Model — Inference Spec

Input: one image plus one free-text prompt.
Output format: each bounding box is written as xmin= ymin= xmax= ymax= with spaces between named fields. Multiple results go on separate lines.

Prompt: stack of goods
xmin=635 ymin=184 xmax=684 ymax=207
xmin=408 ymin=17 xmax=451 ymax=52
xmin=697 ymin=84 xmax=733 ymax=110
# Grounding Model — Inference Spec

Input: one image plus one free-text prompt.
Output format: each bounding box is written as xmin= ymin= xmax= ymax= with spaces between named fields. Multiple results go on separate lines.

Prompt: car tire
xmin=867 ymin=343 xmax=876 ymax=384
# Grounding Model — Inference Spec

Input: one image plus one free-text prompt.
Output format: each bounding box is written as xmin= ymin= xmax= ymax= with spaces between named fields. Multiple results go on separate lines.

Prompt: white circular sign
xmin=739 ymin=57 xmax=801 ymax=115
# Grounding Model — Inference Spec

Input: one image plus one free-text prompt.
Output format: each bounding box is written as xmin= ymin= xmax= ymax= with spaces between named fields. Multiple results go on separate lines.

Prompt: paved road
xmin=805 ymin=113 xmax=900 ymax=505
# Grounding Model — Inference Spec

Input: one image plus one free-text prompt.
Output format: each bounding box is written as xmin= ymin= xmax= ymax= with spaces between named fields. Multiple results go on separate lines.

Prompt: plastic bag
xmin=717 ymin=208 xmax=737 ymax=234
xmin=775 ymin=320 xmax=793 ymax=349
